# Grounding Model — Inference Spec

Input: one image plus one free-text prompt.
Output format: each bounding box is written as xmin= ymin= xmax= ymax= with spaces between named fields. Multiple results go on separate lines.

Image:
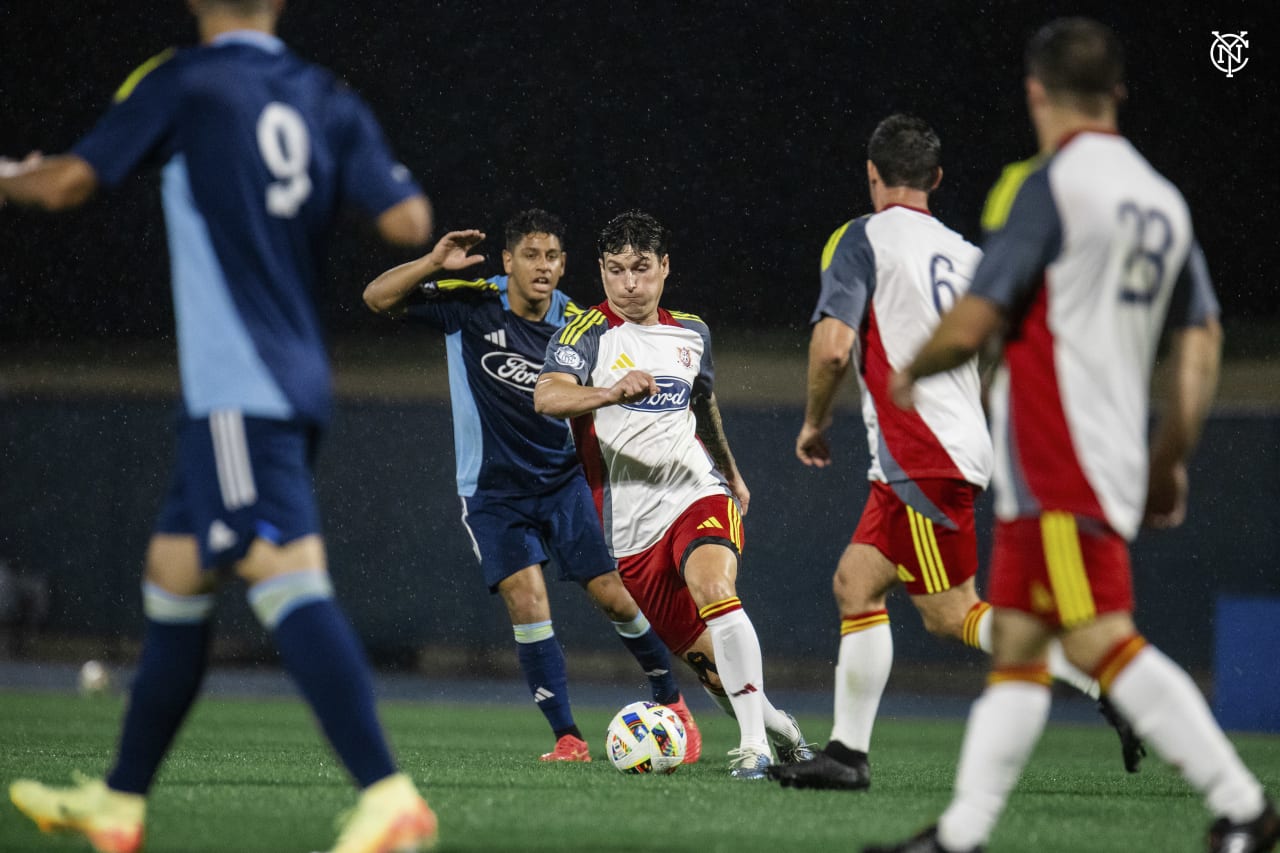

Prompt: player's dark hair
xmin=867 ymin=114 xmax=941 ymax=192
xmin=1026 ymin=17 xmax=1124 ymax=106
xmin=597 ymin=210 xmax=669 ymax=259
xmin=504 ymin=208 xmax=566 ymax=251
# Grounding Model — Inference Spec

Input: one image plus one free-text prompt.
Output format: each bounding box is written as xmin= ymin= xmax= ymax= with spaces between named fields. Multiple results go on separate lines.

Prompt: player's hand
xmin=426 ymin=229 xmax=486 ymax=271
xmin=1143 ymin=457 xmax=1188 ymax=529
xmin=607 ymin=370 xmax=659 ymax=405
xmin=889 ymin=369 xmax=916 ymax=410
xmin=727 ymin=472 xmax=750 ymax=515
xmin=0 ymin=152 xmax=40 ymax=209
xmin=795 ymin=423 xmax=832 ymax=467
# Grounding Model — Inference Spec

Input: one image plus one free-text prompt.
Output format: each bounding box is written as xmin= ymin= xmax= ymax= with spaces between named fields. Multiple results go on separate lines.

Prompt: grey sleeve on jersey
xmin=811 ymin=217 xmax=875 ymax=329
xmin=969 ymin=169 xmax=1063 ymax=311
xmin=1165 ymin=239 xmax=1220 ymax=329
xmin=542 ymin=326 xmax=599 ymax=385
xmin=688 ymin=319 xmax=715 ymax=398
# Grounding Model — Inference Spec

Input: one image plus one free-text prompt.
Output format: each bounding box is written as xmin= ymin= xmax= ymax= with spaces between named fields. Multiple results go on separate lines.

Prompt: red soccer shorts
xmin=616 ymin=493 xmax=744 ymax=656
xmin=988 ymin=512 xmax=1133 ymax=629
xmin=851 ymin=479 xmax=979 ymax=596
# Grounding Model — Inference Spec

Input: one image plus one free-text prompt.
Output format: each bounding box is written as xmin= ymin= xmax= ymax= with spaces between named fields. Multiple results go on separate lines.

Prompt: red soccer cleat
xmin=540 ymin=734 xmax=591 ymax=762
xmin=667 ymin=695 xmax=702 ymax=764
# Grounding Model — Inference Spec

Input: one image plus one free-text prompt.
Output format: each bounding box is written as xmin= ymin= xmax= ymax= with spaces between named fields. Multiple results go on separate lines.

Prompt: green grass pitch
xmin=2 ymin=690 xmax=1278 ymax=852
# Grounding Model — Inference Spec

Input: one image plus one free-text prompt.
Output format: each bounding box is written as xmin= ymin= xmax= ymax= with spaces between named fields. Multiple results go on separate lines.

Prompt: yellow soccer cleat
xmin=325 ymin=773 xmax=438 ymax=853
xmin=9 ymin=772 xmax=146 ymax=853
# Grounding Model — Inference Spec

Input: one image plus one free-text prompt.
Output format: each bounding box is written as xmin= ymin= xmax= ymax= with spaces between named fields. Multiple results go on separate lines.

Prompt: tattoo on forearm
xmin=693 ymin=395 xmax=737 ymax=477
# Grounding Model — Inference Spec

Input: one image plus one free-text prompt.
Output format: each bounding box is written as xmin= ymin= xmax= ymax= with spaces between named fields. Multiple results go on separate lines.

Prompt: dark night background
xmin=0 ymin=0 xmax=1273 ymax=349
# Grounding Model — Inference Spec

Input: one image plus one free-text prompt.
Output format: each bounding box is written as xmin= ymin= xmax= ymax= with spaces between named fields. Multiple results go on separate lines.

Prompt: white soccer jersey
xmin=814 ymin=205 xmax=992 ymax=488
xmin=542 ymin=302 xmax=730 ymax=557
xmin=974 ymin=132 xmax=1219 ymax=540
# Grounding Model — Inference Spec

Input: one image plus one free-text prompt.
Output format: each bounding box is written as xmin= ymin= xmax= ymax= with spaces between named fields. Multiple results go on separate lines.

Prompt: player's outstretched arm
xmin=891 ymin=294 xmax=1003 ymax=409
xmin=1144 ymin=317 xmax=1222 ymax=529
xmin=0 ymin=153 xmax=97 ymax=212
xmin=798 ymin=316 xmax=856 ymax=467
xmin=693 ymin=393 xmax=750 ymax=514
xmin=534 ymin=370 xmax=658 ymax=419
xmin=363 ymin=229 xmax=486 ymax=314
xmin=375 ymin=194 xmax=433 ymax=248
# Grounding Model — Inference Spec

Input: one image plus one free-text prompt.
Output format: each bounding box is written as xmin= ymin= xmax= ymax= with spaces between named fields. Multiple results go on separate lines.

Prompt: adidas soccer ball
xmin=605 ymin=701 xmax=687 ymax=774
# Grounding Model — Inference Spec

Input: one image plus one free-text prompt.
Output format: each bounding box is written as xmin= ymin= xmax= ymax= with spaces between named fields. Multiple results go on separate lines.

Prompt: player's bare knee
xmin=917 ymin=606 xmax=965 ymax=640
xmin=143 ymin=534 xmax=211 ymax=597
xmin=234 ymin=535 xmax=326 ymax=586
xmin=585 ymin=572 xmax=638 ymax=622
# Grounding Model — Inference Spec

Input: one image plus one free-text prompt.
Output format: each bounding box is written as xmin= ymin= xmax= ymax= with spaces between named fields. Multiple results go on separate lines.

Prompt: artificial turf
xmin=2 ymin=689 xmax=1277 ymax=852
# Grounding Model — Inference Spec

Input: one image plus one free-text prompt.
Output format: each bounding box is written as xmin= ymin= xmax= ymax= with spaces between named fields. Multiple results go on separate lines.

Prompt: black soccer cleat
xmin=862 ymin=824 xmax=984 ymax=853
xmin=767 ymin=749 xmax=870 ymax=791
xmin=1207 ymin=798 xmax=1280 ymax=853
xmin=1097 ymin=694 xmax=1146 ymax=773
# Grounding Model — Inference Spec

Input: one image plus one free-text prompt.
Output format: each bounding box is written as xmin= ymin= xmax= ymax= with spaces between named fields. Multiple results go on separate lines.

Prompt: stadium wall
xmin=2 ymin=397 xmax=1275 ymax=675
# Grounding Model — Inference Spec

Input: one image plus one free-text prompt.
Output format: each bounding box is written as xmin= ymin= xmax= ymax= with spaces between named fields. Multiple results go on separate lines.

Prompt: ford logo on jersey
xmin=620 ymin=376 xmax=692 ymax=412
xmin=481 ymin=352 xmax=542 ymax=393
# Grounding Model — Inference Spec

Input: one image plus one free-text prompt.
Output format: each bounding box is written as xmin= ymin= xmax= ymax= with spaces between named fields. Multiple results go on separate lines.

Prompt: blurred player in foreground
xmin=770 ymin=114 xmax=1137 ymax=793
xmin=1 ymin=1 xmax=439 ymax=851
xmin=534 ymin=210 xmax=814 ymax=779
xmin=865 ymin=18 xmax=1276 ymax=853
xmin=363 ymin=209 xmax=702 ymax=763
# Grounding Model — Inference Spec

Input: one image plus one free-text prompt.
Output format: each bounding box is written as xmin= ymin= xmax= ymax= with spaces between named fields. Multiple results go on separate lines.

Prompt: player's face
xmin=503 ymin=232 xmax=565 ymax=305
xmin=599 ymin=247 xmax=668 ymax=324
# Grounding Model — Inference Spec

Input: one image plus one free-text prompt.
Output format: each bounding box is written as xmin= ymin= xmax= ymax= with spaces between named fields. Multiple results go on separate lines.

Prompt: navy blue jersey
xmin=405 ymin=276 xmax=583 ymax=497
xmin=71 ymin=31 xmax=421 ymax=425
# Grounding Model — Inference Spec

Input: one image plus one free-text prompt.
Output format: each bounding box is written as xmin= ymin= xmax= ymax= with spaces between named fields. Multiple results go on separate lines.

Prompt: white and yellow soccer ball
xmin=605 ymin=700 xmax=687 ymax=774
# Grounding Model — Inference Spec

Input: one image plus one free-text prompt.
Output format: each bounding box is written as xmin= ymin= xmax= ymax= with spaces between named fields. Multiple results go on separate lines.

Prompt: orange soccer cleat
xmin=666 ymin=695 xmax=702 ymax=764
xmin=540 ymin=734 xmax=591 ymax=762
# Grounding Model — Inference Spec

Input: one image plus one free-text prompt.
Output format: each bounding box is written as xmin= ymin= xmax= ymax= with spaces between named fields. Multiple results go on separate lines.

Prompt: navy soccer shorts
xmin=154 ymin=411 xmax=322 ymax=569
xmin=460 ymin=475 xmax=616 ymax=592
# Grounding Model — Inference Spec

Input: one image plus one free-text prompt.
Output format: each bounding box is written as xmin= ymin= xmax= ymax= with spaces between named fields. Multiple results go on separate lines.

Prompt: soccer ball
xmin=78 ymin=660 xmax=111 ymax=696
xmin=605 ymin=701 xmax=687 ymax=774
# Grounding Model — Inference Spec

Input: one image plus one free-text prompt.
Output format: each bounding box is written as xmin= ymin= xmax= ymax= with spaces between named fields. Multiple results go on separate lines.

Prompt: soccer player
xmin=769 ymin=114 xmax=1138 ymax=793
xmin=1 ymin=2 xmax=440 ymax=851
xmin=865 ymin=18 xmax=1277 ymax=853
xmin=362 ymin=209 xmax=702 ymax=763
xmin=533 ymin=210 xmax=814 ymax=779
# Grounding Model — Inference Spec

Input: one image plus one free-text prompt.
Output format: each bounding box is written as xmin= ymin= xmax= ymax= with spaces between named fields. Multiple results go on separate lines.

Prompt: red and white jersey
xmin=974 ymin=132 xmax=1219 ymax=540
xmin=541 ymin=302 xmax=730 ymax=557
xmin=814 ymin=205 xmax=992 ymax=488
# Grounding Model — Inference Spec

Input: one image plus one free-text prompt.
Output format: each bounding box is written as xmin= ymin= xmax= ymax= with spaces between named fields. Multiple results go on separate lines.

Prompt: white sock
xmin=938 ymin=680 xmax=1051 ymax=851
xmin=1047 ymin=642 xmax=1099 ymax=698
xmin=1108 ymin=644 xmax=1265 ymax=822
xmin=830 ymin=618 xmax=893 ymax=752
xmin=970 ymin=604 xmax=1098 ymax=698
xmin=761 ymin=697 xmax=799 ymax=742
xmin=704 ymin=685 xmax=736 ymax=718
xmin=704 ymin=607 xmax=768 ymax=752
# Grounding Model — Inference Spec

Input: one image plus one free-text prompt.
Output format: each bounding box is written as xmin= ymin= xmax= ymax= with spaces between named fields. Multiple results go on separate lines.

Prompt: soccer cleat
xmin=1207 ymin=798 xmax=1280 ymax=853
xmin=9 ymin=772 xmax=146 ymax=853
xmin=1097 ymin=694 xmax=1146 ymax=773
xmin=767 ymin=749 xmax=870 ymax=791
xmin=540 ymin=733 xmax=591 ymax=762
xmin=325 ymin=773 xmax=438 ymax=853
xmin=666 ymin=695 xmax=702 ymax=764
xmin=767 ymin=711 xmax=817 ymax=764
xmin=727 ymin=746 xmax=772 ymax=780
xmin=862 ymin=824 xmax=984 ymax=853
